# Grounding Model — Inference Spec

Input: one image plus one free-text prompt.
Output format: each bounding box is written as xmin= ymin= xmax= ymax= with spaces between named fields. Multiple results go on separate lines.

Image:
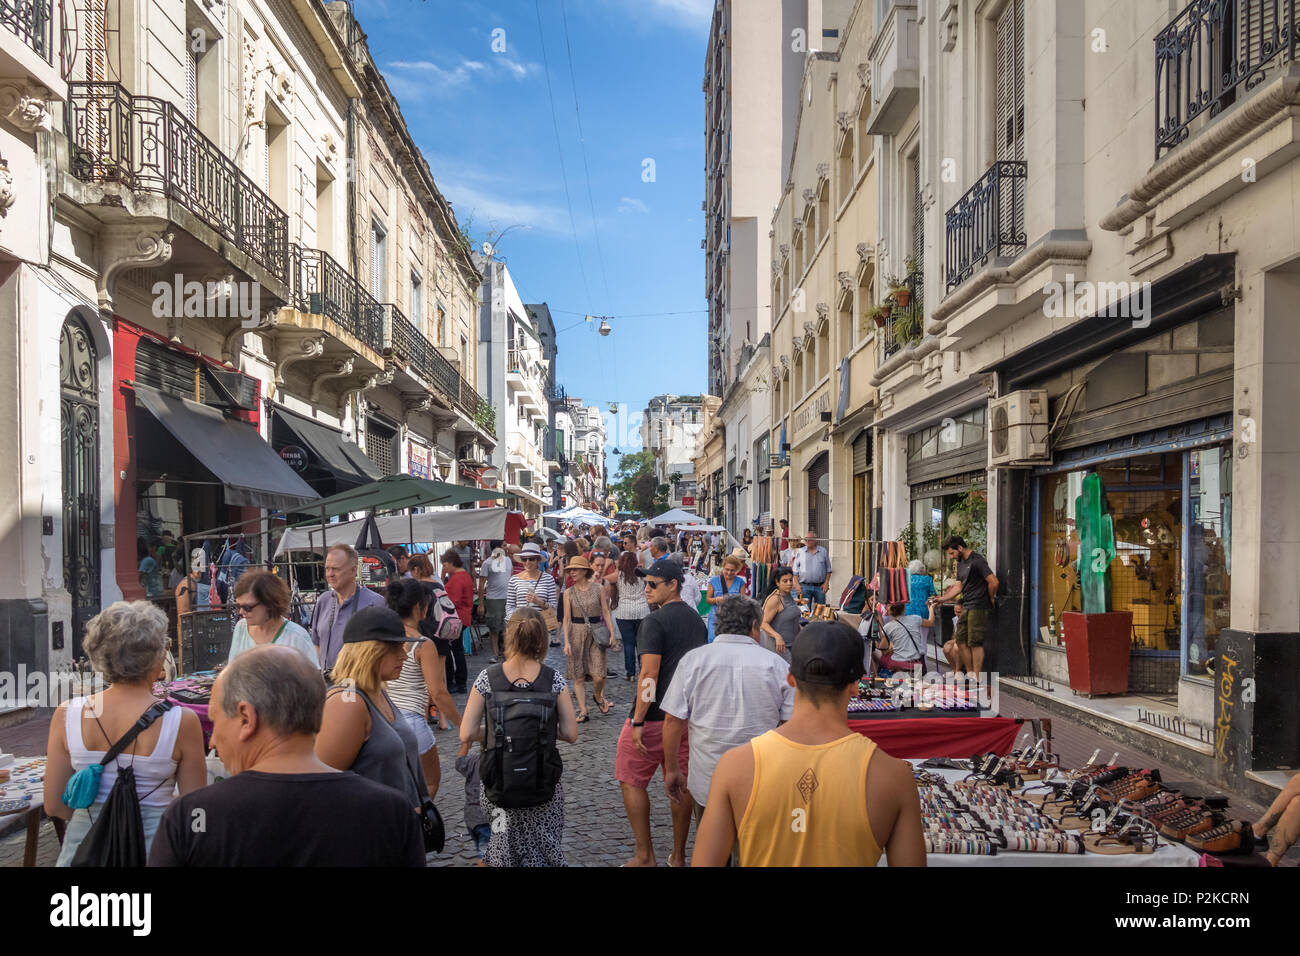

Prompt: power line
xmin=534 ymin=0 xmax=593 ymax=308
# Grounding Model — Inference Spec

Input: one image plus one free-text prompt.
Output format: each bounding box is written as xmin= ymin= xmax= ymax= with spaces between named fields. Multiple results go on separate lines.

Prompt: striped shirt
xmin=612 ymin=575 xmax=650 ymax=621
xmin=505 ymin=572 xmax=557 ymax=621
xmin=387 ymin=637 xmax=433 ymax=717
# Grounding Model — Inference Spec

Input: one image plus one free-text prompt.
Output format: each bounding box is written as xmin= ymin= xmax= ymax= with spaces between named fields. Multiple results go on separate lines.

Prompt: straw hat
xmin=566 ymin=555 xmax=592 ymax=573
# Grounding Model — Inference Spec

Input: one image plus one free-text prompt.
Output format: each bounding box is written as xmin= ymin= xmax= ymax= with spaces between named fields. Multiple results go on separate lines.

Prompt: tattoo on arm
xmin=1259 ymin=809 xmax=1283 ymax=831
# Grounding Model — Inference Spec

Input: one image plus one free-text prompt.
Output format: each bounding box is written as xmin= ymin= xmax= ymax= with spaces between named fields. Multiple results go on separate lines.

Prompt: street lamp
xmin=598 ymin=317 xmax=612 ymax=336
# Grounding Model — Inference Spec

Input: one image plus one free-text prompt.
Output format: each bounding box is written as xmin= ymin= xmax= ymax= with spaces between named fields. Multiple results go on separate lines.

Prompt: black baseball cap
xmin=636 ymin=558 xmax=685 ymax=584
xmin=342 ymin=606 xmax=420 ymax=644
xmin=790 ymin=621 xmax=865 ymax=686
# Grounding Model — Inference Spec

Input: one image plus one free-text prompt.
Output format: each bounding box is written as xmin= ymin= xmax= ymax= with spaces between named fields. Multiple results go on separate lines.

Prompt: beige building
xmin=867 ymin=0 xmax=1298 ymax=797
xmin=768 ymin=0 xmax=880 ymax=586
xmin=1 ymin=0 xmax=492 ymax=676
xmin=690 ymin=394 xmax=724 ymax=521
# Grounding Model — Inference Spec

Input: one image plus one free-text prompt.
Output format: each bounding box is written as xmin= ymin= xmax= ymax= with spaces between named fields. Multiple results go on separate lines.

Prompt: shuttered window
xmin=366 ymin=418 xmax=397 ymax=475
xmin=910 ymin=150 xmax=924 ymax=268
xmin=185 ymin=41 xmax=198 ymax=124
xmin=807 ymin=453 xmax=830 ymax=541
xmin=994 ymin=0 xmax=1026 ymax=247
xmin=136 ymin=340 xmax=200 ymax=401
xmin=853 ymin=430 xmax=871 ymax=474
xmin=371 ymin=220 xmax=387 ymax=301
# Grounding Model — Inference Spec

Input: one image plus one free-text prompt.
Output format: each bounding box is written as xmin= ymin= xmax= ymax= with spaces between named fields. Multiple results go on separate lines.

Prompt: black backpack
xmin=480 ymin=664 xmax=563 ymax=809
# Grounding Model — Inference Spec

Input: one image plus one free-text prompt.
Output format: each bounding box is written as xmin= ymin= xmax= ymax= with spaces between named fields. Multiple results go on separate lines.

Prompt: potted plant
xmin=865 ymin=303 xmax=889 ymax=328
xmin=887 ymin=274 xmax=910 ymax=308
xmin=1061 ymin=473 xmax=1134 ymax=696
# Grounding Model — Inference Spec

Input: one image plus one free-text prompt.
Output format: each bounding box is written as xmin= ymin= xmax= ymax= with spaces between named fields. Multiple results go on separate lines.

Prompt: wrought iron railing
xmin=377 ymin=298 xmax=492 ymax=433
xmin=67 ymin=83 xmax=290 ymax=285
xmin=288 ymin=245 xmax=385 ymax=354
xmin=1155 ymin=0 xmax=1299 ymax=157
xmin=0 ymin=0 xmax=51 ymax=62
xmin=882 ymin=270 xmax=924 ymax=360
xmin=944 ymin=160 xmax=1027 ymax=293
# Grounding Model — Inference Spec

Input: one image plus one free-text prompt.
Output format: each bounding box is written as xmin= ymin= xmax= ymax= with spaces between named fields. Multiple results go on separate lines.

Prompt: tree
xmin=611 ymin=450 xmax=656 ymax=511
xmin=631 ymin=474 xmax=659 ymax=514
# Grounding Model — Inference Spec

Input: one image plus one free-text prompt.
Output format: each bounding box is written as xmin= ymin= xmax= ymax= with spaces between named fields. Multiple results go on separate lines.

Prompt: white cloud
xmin=440 ymin=181 xmax=568 ymax=236
xmin=499 ymin=57 xmax=537 ymax=79
xmin=617 ymin=196 xmax=649 ymax=215
xmin=384 ymin=55 xmax=540 ymax=94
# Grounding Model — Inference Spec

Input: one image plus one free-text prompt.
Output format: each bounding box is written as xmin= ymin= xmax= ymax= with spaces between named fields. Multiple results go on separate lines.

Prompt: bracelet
xmin=631 ymin=720 xmax=645 ymax=728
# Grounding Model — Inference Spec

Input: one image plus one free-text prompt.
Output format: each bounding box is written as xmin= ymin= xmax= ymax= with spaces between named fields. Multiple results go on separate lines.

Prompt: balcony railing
xmin=944 ymin=160 xmax=1027 ymax=293
xmin=1155 ymin=0 xmax=1299 ymax=157
xmin=881 ymin=270 xmax=924 ymax=360
xmin=288 ymin=245 xmax=384 ymax=353
xmin=1 ymin=0 xmax=51 ymax=62
xmin=67 ymin=83 xmax=289 ymax=285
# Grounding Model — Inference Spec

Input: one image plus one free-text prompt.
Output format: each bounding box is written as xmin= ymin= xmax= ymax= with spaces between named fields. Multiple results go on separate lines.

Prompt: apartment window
xmin=837 ymin=125 xmax=853 ymax=205
xmin=370 ymin=219 xmax=388 ymax=301
xmin=410 ymin=270 xmax=423 ymax=323
xmin=184 ymin=39 xmax=198 ymax=123
xmin=436 ymin=304 xmax=446 ymax=345
xmin=995 ymin=0 xmax=1026 ymax=236
xmin=263 ymin=103 xmax=289 ymax=211
xmin=365 ymin=418 xmax=397 ymax=476
xmin=460 ymin=334 xmax=469 ymax=372
xmin=910 ymin=149 xmax=924 ymax=269
xmin=315 ymin=162 xmax=335 ymax=258
xmin=817 ymin=183 xmax=829 ymax=244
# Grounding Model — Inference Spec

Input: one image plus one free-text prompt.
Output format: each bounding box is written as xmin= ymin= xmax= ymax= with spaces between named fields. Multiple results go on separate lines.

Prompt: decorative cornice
xmin=815 ymin=163 xmax=830 ymax=183
xmin=802 ymin=188 xmax=816 ymax=205
xmin=98 ymin=227 xmax=175 ymax=314
xmin=837 ymin=110 xmax=852 ymax=133
xmin=857 ymin=62 xmax=870 ymax=87
xmin=0 ymin=159 xmax=12 ymax=219
xmin=814 ymin=303 xmax=829 ymax=319
xmin=311 ymin=357 xmax=355 ymax=403
xmin=1100 ymin=70 xmax=1300 ymax=232
xmin=273 ymin=335 xmax=325 ymax=387
xmin=779 ymin=243 xmax=790 ymax=259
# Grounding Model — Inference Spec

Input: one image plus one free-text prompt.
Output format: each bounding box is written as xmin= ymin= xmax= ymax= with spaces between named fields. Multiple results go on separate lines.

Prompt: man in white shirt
xmin=792 ymin=531 xmax=832 ymax=607
xmin=661 ymin=595 xmax=794 ymax=836
xmin=779 ymin=535 xmax=802 ymax=568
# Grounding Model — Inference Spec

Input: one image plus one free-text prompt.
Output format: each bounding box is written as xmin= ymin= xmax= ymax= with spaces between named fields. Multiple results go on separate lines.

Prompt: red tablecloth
xmin=848 ymin=716 xmax=1021 ymax=758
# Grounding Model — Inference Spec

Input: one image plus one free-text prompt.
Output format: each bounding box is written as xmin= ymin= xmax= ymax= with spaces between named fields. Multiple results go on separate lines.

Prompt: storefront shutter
xmin=807 ymin=453 xmax=830 ymax=541
xmin=135 ymin=340 xmax=199 ymax=401
xmin=853 ymin=430 xmax=871 ymax=474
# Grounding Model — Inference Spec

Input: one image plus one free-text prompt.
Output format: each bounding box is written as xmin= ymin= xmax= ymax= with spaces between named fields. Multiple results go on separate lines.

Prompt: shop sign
xmin=279 ymin=445 xmax=308 ymax=472
xmin=682 ymin=495 xmax=695 ymax=507
xmin=793 ymin=390 xmax=831 ymax=439
xmin=408 ymin=441 xmax=431 ymax=479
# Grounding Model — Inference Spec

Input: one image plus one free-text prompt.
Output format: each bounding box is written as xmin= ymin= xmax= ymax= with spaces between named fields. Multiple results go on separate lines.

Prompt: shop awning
xmin=272 ymin=405 xmax=384 ymax=491
xmin=133 ymin=385 xmax=320 ymax=512
xmin=293 ymin=474 xmax=506 ymax=521
xmin=275 ymin=507 xmax=513 ymax=557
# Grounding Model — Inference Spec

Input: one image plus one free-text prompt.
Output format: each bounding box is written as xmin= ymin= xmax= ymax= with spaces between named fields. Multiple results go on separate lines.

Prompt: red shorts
xmin=615 ymin=719 xmax=689 ymax=790
xmin=880 ymin=654 xmax=919 ymax=670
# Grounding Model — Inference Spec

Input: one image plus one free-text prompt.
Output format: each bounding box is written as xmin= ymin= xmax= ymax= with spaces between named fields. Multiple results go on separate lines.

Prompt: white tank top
xmin=65 ymin=697 xmax=183 ymax=808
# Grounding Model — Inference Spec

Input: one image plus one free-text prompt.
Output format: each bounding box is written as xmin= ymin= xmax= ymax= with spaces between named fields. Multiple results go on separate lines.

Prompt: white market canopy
xmin=645 ymin=508 xmax=704 ymax=526
xmin=274 ymin=508 xmax=510 ymax=557
xmin=544 ymin=506 xmax=613 ymax=525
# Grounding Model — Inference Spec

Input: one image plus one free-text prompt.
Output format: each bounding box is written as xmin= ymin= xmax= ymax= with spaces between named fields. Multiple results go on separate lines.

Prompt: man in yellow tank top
xmin=692 ymin=621 xmax=926 ymax=867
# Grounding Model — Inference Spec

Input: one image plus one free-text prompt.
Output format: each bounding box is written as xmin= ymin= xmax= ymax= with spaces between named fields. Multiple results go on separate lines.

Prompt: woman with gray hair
xmin=44 ymin=601 xmax=207 ymax=865
xmin=904 ymin=558 xmax=937 ymax=655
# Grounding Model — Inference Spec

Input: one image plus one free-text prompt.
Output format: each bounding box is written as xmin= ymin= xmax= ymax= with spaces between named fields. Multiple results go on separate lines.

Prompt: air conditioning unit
xmin=988 ymin=389 xmax=1050 ymax=467
xmin=458 ymin=441 xmax=486 ymax=464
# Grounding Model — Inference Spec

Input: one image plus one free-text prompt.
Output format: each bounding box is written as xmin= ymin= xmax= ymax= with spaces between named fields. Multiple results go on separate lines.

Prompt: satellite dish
xmin=817 ymin=473 xmax=831 ymax=496
xmin=480 ymin=466 xmax=501 ymax=488
xmin=481 ymin=241 xmax=495 ymax=257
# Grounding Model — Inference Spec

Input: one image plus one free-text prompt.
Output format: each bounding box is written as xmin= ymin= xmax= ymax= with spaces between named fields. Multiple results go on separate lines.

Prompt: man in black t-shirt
xmin=148 ymin=646 xmax=424 ymax=867
xmin=615 ymin=558 xmax=707 ymax=867
xmin=932 ymin=535 xmax=998 ymax=677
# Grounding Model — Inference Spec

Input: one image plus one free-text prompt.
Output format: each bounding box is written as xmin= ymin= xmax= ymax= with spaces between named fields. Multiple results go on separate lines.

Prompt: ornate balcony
xmin=0 ymin=0 xmax=51 ymax=62
xmin=67 ymin=82 xmax=289 ymax=286
xmin=283 ymin=244 xmax=384 ymax=354
xmin=944 ymin=161 xmax=1027 ymax=293
xmin=881 ymin=270 xmax=924 ymax=360
xmin=1156 ymin=0 xmax=1299 ymax=158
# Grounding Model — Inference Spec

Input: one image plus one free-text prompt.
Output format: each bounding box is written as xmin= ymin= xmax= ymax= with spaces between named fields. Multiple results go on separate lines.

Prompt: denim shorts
xmin=398 ymin=708 xmax=437 ymax=754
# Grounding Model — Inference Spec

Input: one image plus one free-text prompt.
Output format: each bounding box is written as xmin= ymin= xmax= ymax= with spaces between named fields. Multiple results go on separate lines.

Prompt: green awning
xmin=291 ymin=474 xmax=506 ymax=521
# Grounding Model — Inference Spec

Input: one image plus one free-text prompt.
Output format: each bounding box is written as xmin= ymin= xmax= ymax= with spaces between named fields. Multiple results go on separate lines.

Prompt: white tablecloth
xmin=900 ymin=762 xmax=1202 ymax=868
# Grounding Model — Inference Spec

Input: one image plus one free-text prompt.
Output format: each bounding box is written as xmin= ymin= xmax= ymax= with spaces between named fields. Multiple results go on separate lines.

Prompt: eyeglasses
xmin=234 ymin=601 xmax=261 ymax=615
xmin=522 ymin=557 xmax=540 ymax=562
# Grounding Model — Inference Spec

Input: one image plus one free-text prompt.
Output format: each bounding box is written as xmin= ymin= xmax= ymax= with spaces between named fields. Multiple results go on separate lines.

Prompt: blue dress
xmin=706 ymin=575 xmax=745 ymax=643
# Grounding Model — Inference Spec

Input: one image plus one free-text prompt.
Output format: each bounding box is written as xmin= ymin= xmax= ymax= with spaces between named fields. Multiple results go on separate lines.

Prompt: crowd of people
xmin=52 ymin=518 xmax=1295 ymax=870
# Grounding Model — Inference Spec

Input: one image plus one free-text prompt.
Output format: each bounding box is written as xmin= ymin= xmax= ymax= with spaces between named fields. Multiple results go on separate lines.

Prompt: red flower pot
xmin=1061 ymin=611 xmax=1133 ymax=696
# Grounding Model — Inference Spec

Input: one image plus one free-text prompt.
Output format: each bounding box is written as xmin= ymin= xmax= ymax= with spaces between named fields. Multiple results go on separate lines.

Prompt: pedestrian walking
xmin=148 ymin=646 xmax=424 ymax=867
xmin=562 ymin=555 xmax=619 ymax=721
xmin=309 ymin=544 xmax=386 ymax=673
xmin=610 ymin=551 xmax=650 ymax=683
xmin=315 ymin=606 xmax=427 ymax=814
xmin=704 ymin=554 xmax=746 ymax=643
xmin=693 ymin=621 xmax=926 ymax=867
xmin=44 ymin=601 xmax=207 ymax=865
xmin=227 ymin=570 xmax=318 ymax=667
xmin=440 ymin=549 xmax=474 ymax=693
xmin=661 ymin=594 xmax=794 ymax=858
xmin=386 ymin=578 xmax=463 ymax=800
xmin=759 ymin=566 xmax=801 ymax=658
xmin=477 ymin=544 xmax=514 ymax=662
xmin=617 ymin=558 xmax=706 ymax=867
xmin=506 ymin=543 xmax=559 ymax=646
xmin=791 ymin=531 xmax=833 ymax=608
xmin=460 ymin=609 xmax=578 ymax=867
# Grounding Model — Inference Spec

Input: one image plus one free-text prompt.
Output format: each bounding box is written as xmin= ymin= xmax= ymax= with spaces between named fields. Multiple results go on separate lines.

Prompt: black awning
xmin=271 ymin=405 xmax=384 ymax=492
xmin=133 ymin=385 xmax=320 ymax=511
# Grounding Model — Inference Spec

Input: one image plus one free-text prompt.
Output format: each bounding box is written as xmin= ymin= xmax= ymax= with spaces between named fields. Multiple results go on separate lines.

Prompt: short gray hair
xmin=594 ymin=536 xmax=613 ymax=552
xmin=83 ymin=601 xmax=169 ymax=684
xmin=650 ymin=536 xmax=669 ymax=555
xmin=218 ymin=645 xmax=326 ymax=736
xmin=715 ymin=594 xmax=761 ymax=637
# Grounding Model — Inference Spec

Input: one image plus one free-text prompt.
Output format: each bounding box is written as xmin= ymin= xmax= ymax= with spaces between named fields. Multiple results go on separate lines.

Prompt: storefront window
xmin=1035 ymin=445 xmax=1230 ymax=681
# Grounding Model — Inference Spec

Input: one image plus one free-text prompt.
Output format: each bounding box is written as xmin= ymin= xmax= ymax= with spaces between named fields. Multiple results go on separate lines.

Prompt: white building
xmin=641 ymin=395 xmax=705 ymax=510
xmin=477 ymin=257 xmax=554 ymax=519
xmin=555 ymin=398 xmax=607 ymax=511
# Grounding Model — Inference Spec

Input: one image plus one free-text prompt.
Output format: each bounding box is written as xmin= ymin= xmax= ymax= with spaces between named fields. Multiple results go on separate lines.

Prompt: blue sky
xmin=354 ymin=0 xmax=712 ymax=471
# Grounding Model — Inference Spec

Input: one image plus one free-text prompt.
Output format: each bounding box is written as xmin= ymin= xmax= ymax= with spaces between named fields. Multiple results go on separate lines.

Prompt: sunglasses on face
xmin=235 ymin=601 xmax=260 ymax=615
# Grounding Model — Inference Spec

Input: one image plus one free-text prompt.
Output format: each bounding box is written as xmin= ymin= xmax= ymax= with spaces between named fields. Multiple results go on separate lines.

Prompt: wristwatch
xmin=631 ymin=720 xmax=645 ymax=728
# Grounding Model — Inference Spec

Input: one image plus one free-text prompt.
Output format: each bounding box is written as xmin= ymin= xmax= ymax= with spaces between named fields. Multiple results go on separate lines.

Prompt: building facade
xmin=641 ymin=394 xmax=705 ymax=511
xmin=1 ymin=0 xmax=493 ymax=681
xmin=864 ymin=0 xmax=1298 ymax=796
xmin=768 ymin=0 xmax=881 ymax=585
